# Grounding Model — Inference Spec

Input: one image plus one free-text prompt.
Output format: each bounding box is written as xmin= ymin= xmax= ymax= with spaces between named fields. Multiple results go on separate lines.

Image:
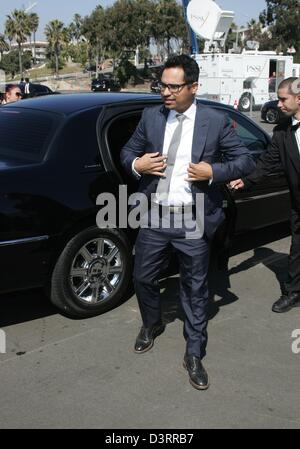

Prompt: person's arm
xmin=209 ymin=114 xmax=256 ymax=183
xmin=230 ymin=133 xmax=282 ymax=190
xmin=120 ymin=109 xmax=167 ymax=179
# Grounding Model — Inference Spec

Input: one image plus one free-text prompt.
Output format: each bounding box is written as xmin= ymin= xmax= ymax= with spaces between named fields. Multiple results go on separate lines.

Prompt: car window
xmin=56 ymin=109 xmax=103 ymax=168
xmin=34 ymin=85 xmax=48 ymax=93
xmin=0 ymin=108 xmax=60 ymax=162
xmin=105 ymin=111 xmax=143 ymax=188
xmin=226 ymin=110 xmax=269 ymax=159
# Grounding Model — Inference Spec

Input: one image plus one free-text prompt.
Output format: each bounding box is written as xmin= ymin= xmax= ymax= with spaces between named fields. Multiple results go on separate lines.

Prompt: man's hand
xmin=134 ymin=152 xmax=167 ymax=177
xmin=186 ymin=161 xmax=213 ymax=182
xmin=229 ymin=179 xmax=245 ymax=190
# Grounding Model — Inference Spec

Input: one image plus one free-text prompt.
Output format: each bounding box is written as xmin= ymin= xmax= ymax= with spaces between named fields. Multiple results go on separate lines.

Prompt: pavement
xmin=0 ymin=225 xmax=299 ymax=429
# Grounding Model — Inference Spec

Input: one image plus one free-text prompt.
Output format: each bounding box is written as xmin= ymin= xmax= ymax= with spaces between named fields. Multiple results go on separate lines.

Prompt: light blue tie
xmin=156 ymin=113 xmax=186 ymax=202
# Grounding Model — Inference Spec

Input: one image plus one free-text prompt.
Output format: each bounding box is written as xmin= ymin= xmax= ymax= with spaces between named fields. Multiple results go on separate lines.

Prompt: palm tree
xmin=45 ymin=20 xmax=67 ymax=76
xmin=4 ymin=17 xmax=15 ymax=51
xmin=0 ymin=34 xmax=9 ymax=62
xmin=27 ymin=12 xmax=39 ymax=65
xmin=70 ymin=13 xmax=83 ymax=44
xmin=5 ymin=10 xmax=30 ymax=75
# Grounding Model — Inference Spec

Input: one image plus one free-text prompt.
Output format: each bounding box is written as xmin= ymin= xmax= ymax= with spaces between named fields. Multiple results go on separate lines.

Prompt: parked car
xmin=0 ymin=93 xmax=290 ymax=318
xmin=23 ymin=83 xmax=57 ymax=99
xmin=261 ymin=99 xmax=284 ymax=124
xmin=150 ymin=79 xmax=160 ymax=94
xmin=91 ymin=74 xmax=121 ymax=92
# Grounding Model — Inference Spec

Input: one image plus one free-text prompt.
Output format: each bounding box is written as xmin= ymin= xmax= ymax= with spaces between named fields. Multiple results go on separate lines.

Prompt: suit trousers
xmin=286 ymin=208 xmax=300 ymax=294
xmin=133 ymin=212 xmax=210 ymax=359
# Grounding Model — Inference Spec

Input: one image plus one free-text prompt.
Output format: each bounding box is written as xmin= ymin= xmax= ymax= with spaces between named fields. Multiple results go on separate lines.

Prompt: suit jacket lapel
xmin=285 ymin=124 xmax=300 ymax=173
xmin=191 ymin=105 xmax=210 ymax=163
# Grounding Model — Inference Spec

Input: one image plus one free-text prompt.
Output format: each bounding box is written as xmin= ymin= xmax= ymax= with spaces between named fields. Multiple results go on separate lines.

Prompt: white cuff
xmin=132 ymin=158 xmax=141 ymax=179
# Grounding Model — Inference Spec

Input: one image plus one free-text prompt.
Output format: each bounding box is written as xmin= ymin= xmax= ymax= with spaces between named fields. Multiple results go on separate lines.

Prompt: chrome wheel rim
xmin=266 ymin=109 xmax=278 ymax=123
xmin=70 ymin=238 xmax=123 ymax=304
xmin=241 ymin=96 xmax=251 ymax=110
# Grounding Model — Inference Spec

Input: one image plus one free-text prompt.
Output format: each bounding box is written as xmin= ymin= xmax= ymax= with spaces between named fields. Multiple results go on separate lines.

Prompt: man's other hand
xmin=186 ymin=161 xmax=213 ymax=181
xmin=134 ymin=152 xmax=167 ymax=176
xmin=230 ymin=179 xmax=245 ymax=190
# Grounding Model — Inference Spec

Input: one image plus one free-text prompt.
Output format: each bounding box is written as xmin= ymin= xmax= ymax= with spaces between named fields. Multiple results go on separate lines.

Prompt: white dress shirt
xmin=292 ymin=116 xmax=300 ymax=155
xmin=158 ymin=103 xmax=196 ymax=205
xmin=132 ymin=102 xmax=197 ymax=206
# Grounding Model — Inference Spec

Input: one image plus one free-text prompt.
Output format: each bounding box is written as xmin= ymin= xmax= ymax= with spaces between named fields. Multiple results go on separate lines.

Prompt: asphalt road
xmin=1 ymin=112 xmax=299 ymax=430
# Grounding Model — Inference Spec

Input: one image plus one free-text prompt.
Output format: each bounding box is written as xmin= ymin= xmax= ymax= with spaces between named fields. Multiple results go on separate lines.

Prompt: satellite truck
xmin=183 ymin=0 xmax=297 ymax=112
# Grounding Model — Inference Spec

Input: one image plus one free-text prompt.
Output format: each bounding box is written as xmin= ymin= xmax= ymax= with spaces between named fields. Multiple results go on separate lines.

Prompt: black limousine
xmin=0 ymin=93 xmax=290 ymax=317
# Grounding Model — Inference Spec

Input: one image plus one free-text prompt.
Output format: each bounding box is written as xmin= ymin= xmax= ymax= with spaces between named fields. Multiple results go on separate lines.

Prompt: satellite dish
xmin=246 ymin=40 xmax=259 ymax=50
xmin=187 ymin=0 xmax=234 ymax=42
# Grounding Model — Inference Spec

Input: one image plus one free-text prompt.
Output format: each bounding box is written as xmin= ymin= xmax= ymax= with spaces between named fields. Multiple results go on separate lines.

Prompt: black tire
xmin=238 ymin=92 xmax=255 ymax=112
xmin=51 ymin=226 xmax=132 ymax=318
xmin=265 ymin=108 xmax=279 ymax=124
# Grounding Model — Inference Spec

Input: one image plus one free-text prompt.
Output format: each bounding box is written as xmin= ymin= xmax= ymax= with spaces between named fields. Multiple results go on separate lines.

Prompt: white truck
xmin=292 ymin=63 xmax=300 ymax=78
xmin=195 ymin=51 xmax=294 ymax=111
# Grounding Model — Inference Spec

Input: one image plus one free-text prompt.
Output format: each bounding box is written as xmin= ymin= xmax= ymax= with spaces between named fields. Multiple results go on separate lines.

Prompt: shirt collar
xmin=292 ymin=116 xmax=300 ymax=127
xmin=169 ymin=101 xmax=197 ymax=121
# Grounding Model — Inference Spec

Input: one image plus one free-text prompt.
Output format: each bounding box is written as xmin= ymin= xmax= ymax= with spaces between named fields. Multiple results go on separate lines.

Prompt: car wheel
xmin=238 ymin=93 xmax=254 ymax=112
xmin=265 ymin=108 xmax=279 ymax=124
xmin=51 ymin=226 xmax=132 ymax=318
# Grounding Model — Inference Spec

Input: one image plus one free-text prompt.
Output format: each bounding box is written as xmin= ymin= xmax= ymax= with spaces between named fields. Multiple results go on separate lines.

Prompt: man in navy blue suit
xmin=121 ymin=54 xmax=255 ymax=390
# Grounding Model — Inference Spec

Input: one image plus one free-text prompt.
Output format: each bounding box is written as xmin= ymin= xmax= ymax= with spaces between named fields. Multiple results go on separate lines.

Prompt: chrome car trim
xmin=235 ymin=189 xmax=289 ymax=202
xmin=0 ymin=235 xmax=49 ymax=247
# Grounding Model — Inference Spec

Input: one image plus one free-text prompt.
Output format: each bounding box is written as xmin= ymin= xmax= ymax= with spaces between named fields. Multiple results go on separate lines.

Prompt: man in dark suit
xmin=121 ymin=54 xmax=255 ymax=390
xmin=231 ymin=77 xmax=300 ymax=314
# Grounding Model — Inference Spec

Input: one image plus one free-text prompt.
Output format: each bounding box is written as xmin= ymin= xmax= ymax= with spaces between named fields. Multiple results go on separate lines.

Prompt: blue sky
xmin=0 ymin=0 xmax=268 ymax=39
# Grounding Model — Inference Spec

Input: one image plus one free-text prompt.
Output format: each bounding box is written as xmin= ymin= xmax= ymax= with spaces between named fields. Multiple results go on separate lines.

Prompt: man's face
xmin=6 ymin=87 xmax=22 ymax=103
xmin=277 ymin=87 xmax=300 ymax=117
xmin=160 ymin=67 xmax=198 ymax=113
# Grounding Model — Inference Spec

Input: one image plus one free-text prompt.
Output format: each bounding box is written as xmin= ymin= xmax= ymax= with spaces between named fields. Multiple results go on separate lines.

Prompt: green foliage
xmin=114 ymin=57 xmax=139 ymax=86
xmin=5 ymin=9 xmax=30 ymax=74
xmin=152 ymin=0 xmax=187 ymax=57
xmin=259 ymin=0 xmax=300 ymax=56
xmin=45 ymin=19 xmax=70 ymax=75
xmin=0 ymin=49 xmax=32 ymax=78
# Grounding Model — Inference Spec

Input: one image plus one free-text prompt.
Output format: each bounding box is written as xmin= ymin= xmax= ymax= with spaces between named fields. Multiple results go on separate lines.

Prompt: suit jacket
xmin=121 ymin=103 xmax=255 ymax=238
xmin=244 ymin=118 xmax=300 ymax=212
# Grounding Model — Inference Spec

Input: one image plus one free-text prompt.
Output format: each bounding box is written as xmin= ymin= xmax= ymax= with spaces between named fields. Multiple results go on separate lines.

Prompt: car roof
xmin=2 ymin=92 xmax=242 ymax=116
xmin=3 ymin=93 xmax=162 ymax=115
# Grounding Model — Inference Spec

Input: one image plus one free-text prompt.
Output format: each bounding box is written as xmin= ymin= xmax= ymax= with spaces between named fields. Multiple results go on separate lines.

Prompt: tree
xmin=0 ymin=34 xmax=9 ymax=62
xmin=259 ymin=0 xmax=300 ymax=57
xmin=0 ymin=49 xmax=32 ymax=78
xmin=27 ymin=12 xmax=39 ymax=65
xmin=45 ymin=20 xmax=69 ymax=76
xmin=152 ymin=0 xmax=187 ymax=58
xmin=5 ymin=9 xmax=30 ymax=75
xmin=81 ymin=6 xmax=108 ymax=76
xmin=69 ymin=13 xmax=83 ymax=44
xmin=243 ymin=19 xmax=273 ymax=51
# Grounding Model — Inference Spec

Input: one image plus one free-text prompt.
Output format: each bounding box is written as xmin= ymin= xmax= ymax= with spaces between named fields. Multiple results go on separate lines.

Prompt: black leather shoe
xmin=183 ymin=354 xmax=209 ymax=390
xmin=134 ymin=323 xmax=165 ymax=354
xmin=272 ymin=292 xmax=300 ymax=313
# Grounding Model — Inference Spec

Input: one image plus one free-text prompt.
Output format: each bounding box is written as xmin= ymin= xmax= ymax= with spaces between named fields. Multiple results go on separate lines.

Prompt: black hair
xmin=5 ymin=83 xmax=20 ymax=93
xmin=162 ymin=54 xmax=199 ymax=84
xmin=278 ymin=77 xmax=300 ymax=95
